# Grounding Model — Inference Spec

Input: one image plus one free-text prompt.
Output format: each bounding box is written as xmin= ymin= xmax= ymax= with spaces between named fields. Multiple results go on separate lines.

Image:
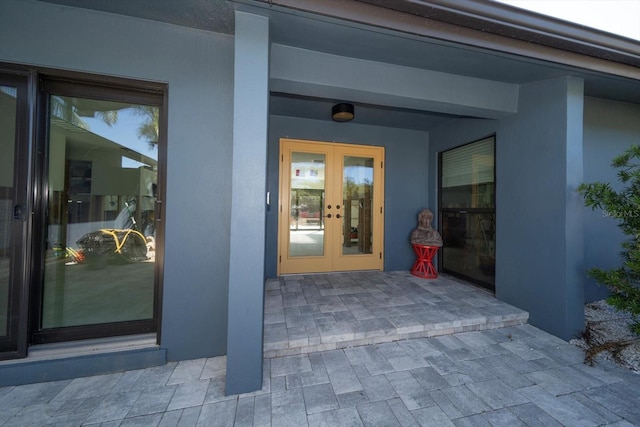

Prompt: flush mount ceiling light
xmin=332 ymin=102 xmax=354 ymax=122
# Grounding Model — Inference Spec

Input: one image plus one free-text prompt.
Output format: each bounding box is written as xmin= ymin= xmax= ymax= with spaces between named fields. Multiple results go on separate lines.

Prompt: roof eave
xmin=242 ymin=0 xmax=640 ymax=76
xmin=360 ymin=0 xmax=640 ymax=67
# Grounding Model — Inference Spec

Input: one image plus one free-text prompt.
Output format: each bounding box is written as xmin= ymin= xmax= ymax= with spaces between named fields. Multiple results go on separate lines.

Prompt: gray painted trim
xmin=0 ymin=348 xmax=166 ymax=387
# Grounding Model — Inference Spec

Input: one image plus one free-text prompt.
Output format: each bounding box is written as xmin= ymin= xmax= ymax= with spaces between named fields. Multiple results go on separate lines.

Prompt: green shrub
xmin=578 ymin=145 xmax=640 ymax=335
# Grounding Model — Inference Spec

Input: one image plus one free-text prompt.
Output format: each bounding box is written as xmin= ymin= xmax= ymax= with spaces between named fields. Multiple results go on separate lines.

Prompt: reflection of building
xmin=2 ymin=0 xmax=640 ymax=397
xmin=49 ymin=115 xmax=157 ymax=248
xmin=290 ymin=160 xmax=325 ymax=229
xmin=0 ymin=89 xmax=17 ymax=255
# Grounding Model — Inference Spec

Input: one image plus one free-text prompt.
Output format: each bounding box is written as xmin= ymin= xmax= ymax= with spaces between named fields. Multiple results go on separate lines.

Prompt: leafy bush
xmin=578 ymin=145 xmax=640 ymax=335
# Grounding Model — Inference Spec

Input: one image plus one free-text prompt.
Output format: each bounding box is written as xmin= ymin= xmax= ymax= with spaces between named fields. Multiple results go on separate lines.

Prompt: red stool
xmin=411 ymin=244 xmax=439 ymax=279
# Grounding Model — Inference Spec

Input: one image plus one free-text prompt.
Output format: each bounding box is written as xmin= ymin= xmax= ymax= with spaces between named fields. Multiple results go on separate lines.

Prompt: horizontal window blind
xmin=441 ymin=137 xmax=494 ymax=188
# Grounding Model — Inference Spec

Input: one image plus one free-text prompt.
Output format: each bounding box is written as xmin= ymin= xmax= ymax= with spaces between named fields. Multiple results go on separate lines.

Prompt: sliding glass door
xmin=0 ymin=67 xmax=166 ymax=359
xmin=31 ymin=80 xmax=164 ymax=344
xmin=0 ymin=73 xmax=29 ymax=359
xmin=439 ymin=136 xmax=496 ymax=290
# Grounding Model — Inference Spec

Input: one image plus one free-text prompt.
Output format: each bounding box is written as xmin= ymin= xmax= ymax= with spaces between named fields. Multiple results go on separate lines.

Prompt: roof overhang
xmin=358 ymin=0 xmax=640 ymax=67
xmin=241 ymin=0 xmax=640 ymax=81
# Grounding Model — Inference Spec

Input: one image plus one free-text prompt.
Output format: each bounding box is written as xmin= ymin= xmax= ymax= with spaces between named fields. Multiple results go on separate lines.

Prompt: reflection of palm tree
xmin=344 ymin=177 xmax=357 ymax=198
xmin=344 ymin=177 xmax=372 ymax=199
xmin=133 ymin=105 xmax=159 ymax=150
xmin=100 ymin=105 xmax=158 ymax=151
xmin=96 ymin=110 xmax=118 ymax=127
xmin=51 ymin=97 xmax=158 ymax=150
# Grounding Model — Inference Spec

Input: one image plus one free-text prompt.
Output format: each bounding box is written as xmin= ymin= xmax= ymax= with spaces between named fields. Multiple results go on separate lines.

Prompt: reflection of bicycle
xmin=77 ymin=228 xmax=148 ymax=266
xmin=76 ymin=199 xmax=150 ymax=268
xmin=52 ymin=243 xmax=85 ymax=264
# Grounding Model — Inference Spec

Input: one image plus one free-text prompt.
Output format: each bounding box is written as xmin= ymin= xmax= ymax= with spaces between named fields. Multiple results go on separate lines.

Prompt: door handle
xmin=325 ymin=214 xmax=332 ymax=219
xmin=336 ymin=214 xmax=341 ymax=219
xmin=13 ymin=205 xmax=26 ymax=221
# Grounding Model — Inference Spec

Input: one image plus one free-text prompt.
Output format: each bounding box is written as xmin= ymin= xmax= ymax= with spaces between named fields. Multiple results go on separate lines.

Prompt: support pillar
xmin=226 ymin=11 xmax=269 ymax=395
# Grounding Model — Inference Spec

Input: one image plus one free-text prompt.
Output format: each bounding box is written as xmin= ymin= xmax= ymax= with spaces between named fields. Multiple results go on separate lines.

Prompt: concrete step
xmin=263 ymin=271 xmax=529 ymax=358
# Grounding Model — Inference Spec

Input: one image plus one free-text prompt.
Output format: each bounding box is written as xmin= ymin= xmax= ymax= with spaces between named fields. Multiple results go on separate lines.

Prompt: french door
xmin=278 ymin=139 xmax=384 ymax=275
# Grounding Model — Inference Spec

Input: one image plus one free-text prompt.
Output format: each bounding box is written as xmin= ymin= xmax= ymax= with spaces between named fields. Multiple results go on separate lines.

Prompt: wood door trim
xmin=277 ymin=139 xmax=385 ymax=275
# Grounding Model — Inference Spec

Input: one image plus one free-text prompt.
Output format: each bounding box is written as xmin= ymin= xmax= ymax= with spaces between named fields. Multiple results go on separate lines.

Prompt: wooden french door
xmin=278 ymin=139 xmax=384 ymax=275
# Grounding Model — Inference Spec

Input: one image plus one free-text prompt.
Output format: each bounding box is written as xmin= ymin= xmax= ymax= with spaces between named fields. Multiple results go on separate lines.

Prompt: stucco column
xmin=497 ymin=76 xmax=585 ymax=340
xmin=226 ymin=11 xmax=269 ymax=395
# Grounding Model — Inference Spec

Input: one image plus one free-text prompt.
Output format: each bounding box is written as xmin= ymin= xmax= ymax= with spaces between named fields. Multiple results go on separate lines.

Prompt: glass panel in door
xmin=342 ymin=156 xmax=374 ymax=255
xmin=288 ymin=152 xmax=326 ymax=257
xmin=441 ymin=211 xmax=495 ymax=287
xmin=0 ymin=85 xmax=17 ymax=341
xmin=278 ymin=139 xmax=384 ymax=275
xmin=440 ymin=136 xmax=495 ymax=289
xmin=0 ymin=75 xmax=28 ymax=359
xmin=41 ymin=96 xmax=158 ymax=330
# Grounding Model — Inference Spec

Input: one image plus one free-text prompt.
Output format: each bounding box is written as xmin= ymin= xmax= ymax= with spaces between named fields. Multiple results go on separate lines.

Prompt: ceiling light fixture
xmin=332 ymin=102 xmax=354 ymax=122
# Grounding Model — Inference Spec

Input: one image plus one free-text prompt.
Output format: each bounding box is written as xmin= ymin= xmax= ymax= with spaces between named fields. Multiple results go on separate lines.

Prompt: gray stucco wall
xmin=429 ymin=78 xmax=589 ymax=340
xmin=497 ymin=77 xmax=585 ymax=340
xmin=1 ymin=1 xmax=234 ymax=360
xmin=583 ymin=97 xmax=640 ymax=302
xmin=265 ymin=116 xmax=430 ymax=276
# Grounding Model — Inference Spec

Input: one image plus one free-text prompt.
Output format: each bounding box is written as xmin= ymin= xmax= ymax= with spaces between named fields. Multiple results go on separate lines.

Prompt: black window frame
xmin=0 ymin=62 xmax=167 ymax=354
xmin=0 ymin=67 xmax=33 ymax=360
xmin=438 ymin=134 xmax=496 ymax=291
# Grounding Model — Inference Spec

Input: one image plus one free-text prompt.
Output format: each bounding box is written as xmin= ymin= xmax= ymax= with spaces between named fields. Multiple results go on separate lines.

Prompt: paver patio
xmin=264 ymin=272 xmax=528 ymax=358
xmin=1 ymin=272 xmax=639 ymax=426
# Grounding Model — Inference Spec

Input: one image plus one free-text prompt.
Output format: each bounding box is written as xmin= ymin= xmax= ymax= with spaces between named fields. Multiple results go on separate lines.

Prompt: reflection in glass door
xmin=0 ymin=85 xmax=17 ymax=341
xmin=0 ymin=77 xmax=28 ymax=358
xmin=332 ymin=146 xmax=383 ymax=273
xmin=288 ymin=152 xmax=326 ymax=258
xmin=279 ymin=139 xmax=384 ymax=275
xmin=32 ymin=84 xmax=162 ymax=343
xmin=439 ymin=136 xmax=496 ymax=290
xmin=341 ymin=156 xmax=374 ymax=256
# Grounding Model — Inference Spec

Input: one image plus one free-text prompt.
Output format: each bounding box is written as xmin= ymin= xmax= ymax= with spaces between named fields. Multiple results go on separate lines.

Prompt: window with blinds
xmin=440 ymin=137 xmax=495 ymax=209
xmin=439 ymin=135 xmax=496 ymax=289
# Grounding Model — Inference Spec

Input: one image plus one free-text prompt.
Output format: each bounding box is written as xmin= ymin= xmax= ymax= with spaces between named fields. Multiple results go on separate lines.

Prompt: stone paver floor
xmin=2 ymin=324 xmax=640 ymax=426
xmin=1 ymin=272 xmax=639 ymax=426
xmin=264 ymin=272 xmax=528 ymax=358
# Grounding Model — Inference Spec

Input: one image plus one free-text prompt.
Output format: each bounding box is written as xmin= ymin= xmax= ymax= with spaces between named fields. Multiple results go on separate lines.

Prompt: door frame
xmin=0 ymin=63 xmax=168 ymax=360
xmin=277 ymin=138 xmax=385 ymax=275
xmin=0 ymin=69 xmax=32 ymax=360
xmin=29 ymin=75 xmax=167 ymax=345
xmin=438 ymin=135 xmax=496 ymax=290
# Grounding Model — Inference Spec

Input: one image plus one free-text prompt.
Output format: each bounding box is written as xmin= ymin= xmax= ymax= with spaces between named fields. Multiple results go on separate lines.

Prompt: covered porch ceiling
xmin=37 ymin=0 xmax=640 ymax=131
